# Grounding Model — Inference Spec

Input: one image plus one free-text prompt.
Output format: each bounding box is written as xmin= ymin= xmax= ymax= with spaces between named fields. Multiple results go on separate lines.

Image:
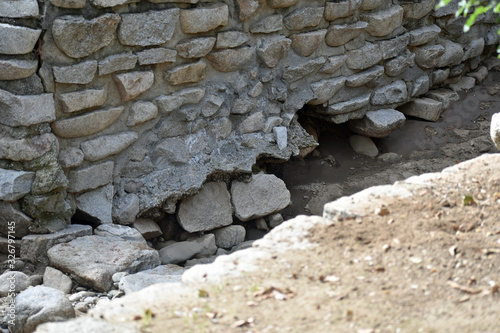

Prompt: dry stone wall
xmin=0 ymin=0 xmax=498 ymax=239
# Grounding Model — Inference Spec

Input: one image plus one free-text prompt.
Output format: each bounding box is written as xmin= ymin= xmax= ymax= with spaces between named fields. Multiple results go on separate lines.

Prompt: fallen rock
xmin=14 ymin=286 xmax=75 ymax=333
xmin=349 ymin=135 xmax=378 ymax=157
xmin=177 ymin=182 xmax=233 ymax=233
xmin=118 ymin=264 xmax=184 ymax=294
xmin=158 ymin=241 xmax=202 ymax=264
xmin=47 ymin=235 xmax=160 ymax=291
xmin=231 ymin=174 xmax=291 ymax=221
xmin=348 ymin=109 xmax=406 ymax=138
xmin=214 ymin=225 xmax=246 ymax=249
xmin=43 ymin=267 xmax=72 ymax=294
xmin=448 ymin=76 xmax=476 ymax=92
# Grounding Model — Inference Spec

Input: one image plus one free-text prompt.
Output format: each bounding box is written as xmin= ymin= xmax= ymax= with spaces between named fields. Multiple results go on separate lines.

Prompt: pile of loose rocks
xmin=0 ymin=172 xmax=290 ymax=332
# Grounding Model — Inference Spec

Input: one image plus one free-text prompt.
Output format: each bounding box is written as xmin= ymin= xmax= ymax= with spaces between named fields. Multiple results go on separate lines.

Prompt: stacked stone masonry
xmin=0 ymin=0 xmax=498 ymax=256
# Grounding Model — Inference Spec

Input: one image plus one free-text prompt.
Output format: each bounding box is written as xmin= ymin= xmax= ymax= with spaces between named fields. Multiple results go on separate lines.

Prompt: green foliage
xmin=436 ymin=0 xmax=500 ymax=55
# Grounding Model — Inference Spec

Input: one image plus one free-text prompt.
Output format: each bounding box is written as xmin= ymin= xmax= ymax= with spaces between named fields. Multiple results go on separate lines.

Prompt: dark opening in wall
xmin=71 ymin=209 xmax=102 ymax=230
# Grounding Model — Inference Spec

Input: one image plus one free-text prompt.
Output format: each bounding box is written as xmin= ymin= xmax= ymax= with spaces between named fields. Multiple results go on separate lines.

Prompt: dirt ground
xmin=143 ymin=156 xmax=500 ymax=333
xmin=136 ymin=73 xmax=500 ymax=333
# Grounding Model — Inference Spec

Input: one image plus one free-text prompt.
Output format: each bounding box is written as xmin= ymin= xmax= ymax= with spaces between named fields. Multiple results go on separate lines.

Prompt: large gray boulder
xmin=231 ymin=174 xmax=291 ymax=221
xmin=47 ymin=235 xmax=160 ymax=291
xmin=214 ymin=225 xmax=246 ymax=249
xmin=13 ymin=286 xmax=75 ymax=333
xmin=177 ymin=182 xmax=233 ymax=233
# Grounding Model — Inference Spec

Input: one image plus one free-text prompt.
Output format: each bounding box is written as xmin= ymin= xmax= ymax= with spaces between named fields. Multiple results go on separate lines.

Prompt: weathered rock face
xmin=0 ymin=0 xmax=496 ymax=266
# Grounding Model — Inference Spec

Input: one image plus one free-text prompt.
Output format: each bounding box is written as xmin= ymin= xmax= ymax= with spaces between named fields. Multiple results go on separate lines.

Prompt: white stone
xmin=348 ymin=135 xmax=378 ymax=157
xmin=274 ymin=126 xmax=287 ymax=150
xmin=490 ymin=113 xmax=500 ymax=150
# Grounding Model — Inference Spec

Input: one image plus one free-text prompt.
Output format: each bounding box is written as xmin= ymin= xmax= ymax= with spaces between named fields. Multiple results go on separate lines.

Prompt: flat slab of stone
xmin=326 ymin=93 xmax=371 ymax=115
xmin=0 ymin=0 xmax=38 ymax=18
xmin=0 ymin=59 xmax=38 ymax=80
xmin=118 ymin=9 xmax=179 ymax=47
xmin=216 ymin=31 xmax=249 ymax=49
xmin=231 ymin=174 xmax=291 ymax=221
xmin=67 ymin=161 xmax=114 ymax=193
xmin=48 ymin=235 xmax=160 ymax=291
xmin=59 ymin=89 xmax=107 ymax=113
xmin=398 ymin=97 xmax=443 ymax=122
xmin=52 ymin=14 xmax=120 ymax=58
xmin=0 ymin=168 xmax=35 ymax=201
xmin=257 ymin=36 xmax=291 ymax=68
xmin=268 ymin=0 xmax=299 ymax=8
xmin=0 ymin=23 xmax=41 ymax=55
xmin=180 ymin=5 xmax=229 ymax=34
xmin=177 ymin=182 xmax=233 ymax=233
xmin=426 ymin=89 xmax=459 ymax=109
xmin=95 ymin=224 xmax=146 ymax=244
xmin=51 ymin=107 xmax=124 ymax=138
xmin=164 ymin=60 xmax=206 ymax=85
xmin=113 ymin=71 xmax=154 ymax=101
xmin=206 ymin=47 xmax=254 ymax=72
xmin=81 ymin=132 xmax=138 ymax=161
xmin=349 ymin=135 xmax=378 ymax=157
xmin=348 ymin=109 xmax=406 ymax=138
xmin=53 ymin=61 xmax=98 ymax=85
xmin=409 ymin=25 xmax=441 ymax=46
xmin=118 ymin=265 xmax=184 ymax=294
xmin=346 ymin=66 xmax=384 ymax=87
xmin=21 ymin=224 xmax=92 ymax=265
xmin=137 ymin=48 xmax=177 ymax=65
xmin=345 ymin=42 xmax=382 ymax=70
xmin=0 ymin=89 xmax=56 ymax=127
xmin=98 ymin=52 xmax=137 ymax=76
xmin=448 ymin=76 xmax=476 ymax=92
xmin=49 ymin=0 xmax=86 ymax=8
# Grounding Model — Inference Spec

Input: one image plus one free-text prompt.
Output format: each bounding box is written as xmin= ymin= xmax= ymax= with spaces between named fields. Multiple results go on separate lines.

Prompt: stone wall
xmin=0 ymin=0 xmax=498 ymax=240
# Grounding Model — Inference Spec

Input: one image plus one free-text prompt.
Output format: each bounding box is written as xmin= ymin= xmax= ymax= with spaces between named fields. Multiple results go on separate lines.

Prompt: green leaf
xmin=463 ymin=195 xmax=476 ymax=206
